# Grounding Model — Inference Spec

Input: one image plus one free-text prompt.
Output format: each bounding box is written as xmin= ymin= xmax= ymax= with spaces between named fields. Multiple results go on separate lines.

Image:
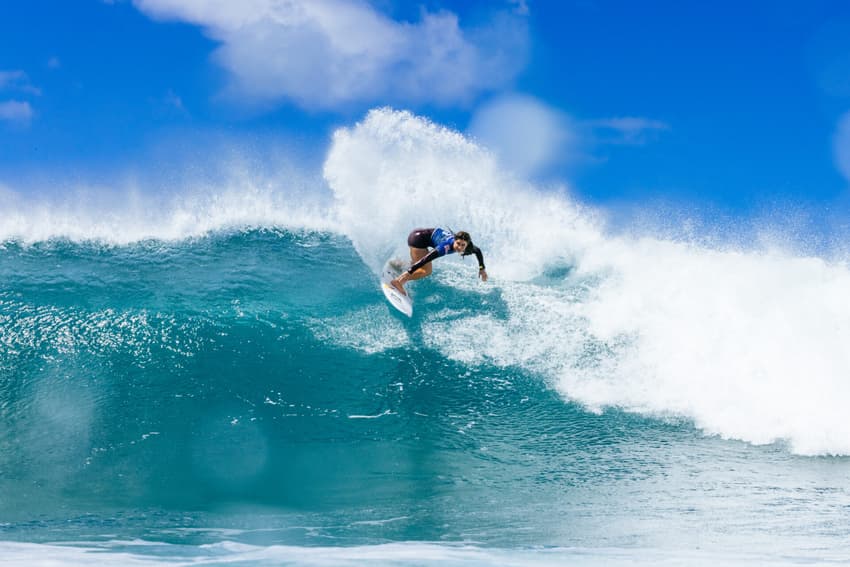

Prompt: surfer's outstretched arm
xmin=468 ymin=245 xmax=488 ymax=281
xmin=406 ymin=248 xmax=440 ymax=279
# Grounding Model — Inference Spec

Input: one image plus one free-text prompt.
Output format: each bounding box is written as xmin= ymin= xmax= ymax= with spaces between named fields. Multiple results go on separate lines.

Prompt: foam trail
xmin=324 ymin=108 xmax=850 ymax=456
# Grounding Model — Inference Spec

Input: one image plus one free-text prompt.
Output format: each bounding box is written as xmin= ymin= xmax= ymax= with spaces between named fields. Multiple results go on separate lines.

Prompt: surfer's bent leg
xmin=406 ymin=229 xmax=435 ymax=278
xmin=390 ymin=247 xmax=430 ymax=296
xmin=391 ymin=229 xmax=437 ymax=295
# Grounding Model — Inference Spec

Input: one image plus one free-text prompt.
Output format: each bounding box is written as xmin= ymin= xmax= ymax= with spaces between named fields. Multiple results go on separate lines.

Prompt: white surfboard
xmin=380 ymin=258 xmax=413 ymax=317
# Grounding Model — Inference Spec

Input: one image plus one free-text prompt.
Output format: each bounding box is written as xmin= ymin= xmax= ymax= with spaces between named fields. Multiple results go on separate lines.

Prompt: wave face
xmin=2 ymin=109 xmax=850 ymax=561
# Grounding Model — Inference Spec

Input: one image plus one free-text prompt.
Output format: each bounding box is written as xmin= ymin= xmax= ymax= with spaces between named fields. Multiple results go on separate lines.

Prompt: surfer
xmin=390 ymin=228 xmax=487 ymax=296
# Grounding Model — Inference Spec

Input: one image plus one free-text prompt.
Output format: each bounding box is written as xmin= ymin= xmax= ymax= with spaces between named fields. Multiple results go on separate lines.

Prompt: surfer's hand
xmin=479 ymin=269 xmax=488 ymax=282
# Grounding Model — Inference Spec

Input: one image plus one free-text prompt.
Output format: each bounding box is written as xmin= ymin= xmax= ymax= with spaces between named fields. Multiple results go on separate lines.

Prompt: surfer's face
xmin=454 ymin=239 xmax=468 ymax=253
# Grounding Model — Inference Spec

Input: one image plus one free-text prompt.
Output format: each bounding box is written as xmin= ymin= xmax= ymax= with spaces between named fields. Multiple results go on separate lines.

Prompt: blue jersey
xmin=430 ymin=227 xmax=456 ymax=257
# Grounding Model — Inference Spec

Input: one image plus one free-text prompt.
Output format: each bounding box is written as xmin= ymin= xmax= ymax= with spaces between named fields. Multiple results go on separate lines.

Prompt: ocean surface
xmin=2 ymin=109 xmax=850 ymax=565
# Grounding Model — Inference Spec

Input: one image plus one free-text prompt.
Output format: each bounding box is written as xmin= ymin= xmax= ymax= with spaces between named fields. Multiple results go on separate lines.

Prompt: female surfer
xmin=390 ymin=228 xmax=487 ymax=296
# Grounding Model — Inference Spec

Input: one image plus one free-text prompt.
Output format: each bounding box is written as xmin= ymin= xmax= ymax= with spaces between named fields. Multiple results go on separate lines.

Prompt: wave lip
xmin=0 ymin=180 xmax=335 ymax=245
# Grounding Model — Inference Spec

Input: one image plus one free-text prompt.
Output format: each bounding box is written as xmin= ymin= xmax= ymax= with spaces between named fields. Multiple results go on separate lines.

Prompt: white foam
xmin=308 ymin=304 xmax=409 ymax=353
xmin=0 ymin=540 xmax=829 ymax=566
xmin=325 ymin=108 xmax=850 ymax=456
xmin=573 ymin=237 xmax=850 ymax=455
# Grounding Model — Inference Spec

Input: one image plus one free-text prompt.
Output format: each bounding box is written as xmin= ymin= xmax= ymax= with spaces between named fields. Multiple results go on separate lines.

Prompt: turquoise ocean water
xmin=2 ymin=110 xmax=850 ymax=565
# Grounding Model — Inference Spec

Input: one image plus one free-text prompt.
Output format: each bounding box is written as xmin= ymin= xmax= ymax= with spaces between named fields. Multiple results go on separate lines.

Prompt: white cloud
xmin=133 ymin=0 xmax=527 ymax=110
xmin=467 ymin=94 xmax=576 ymax=178
xmin=467 ymin=96 xmax=672 ymax=177
xmin=588 ymin=116 xmax=670 ymax=145
xmin=0 ymin=70 xmax=27 ymax=89
xmin=0 ymin=70 xmax=41 ymax=96
xmin=835 ymin=111 xmax=850 ymax=183
xmin=0 ymin=100 xmax=34 ymax=125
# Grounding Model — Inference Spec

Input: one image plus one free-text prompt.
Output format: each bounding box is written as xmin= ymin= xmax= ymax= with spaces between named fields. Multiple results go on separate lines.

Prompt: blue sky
xmin=3 ymin=0 xmax=850 ymax=216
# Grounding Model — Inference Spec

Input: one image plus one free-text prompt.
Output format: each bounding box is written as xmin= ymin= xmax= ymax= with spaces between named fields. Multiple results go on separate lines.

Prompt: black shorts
xmin=407 ymin=228 xmax=434 ymax=249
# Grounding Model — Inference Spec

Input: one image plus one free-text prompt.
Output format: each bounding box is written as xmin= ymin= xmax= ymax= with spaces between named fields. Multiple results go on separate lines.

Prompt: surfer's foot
xmin=390 ymin=278 xmax=407 ymax=296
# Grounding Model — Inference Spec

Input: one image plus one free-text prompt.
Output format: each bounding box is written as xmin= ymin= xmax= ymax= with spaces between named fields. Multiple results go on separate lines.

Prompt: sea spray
xmin=324 ymin=108 xmax=602 ymax=278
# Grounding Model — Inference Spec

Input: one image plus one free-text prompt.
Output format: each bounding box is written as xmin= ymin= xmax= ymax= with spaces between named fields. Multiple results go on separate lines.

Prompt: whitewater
xmin=1 ymin=108 xmax=850 ymax=564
